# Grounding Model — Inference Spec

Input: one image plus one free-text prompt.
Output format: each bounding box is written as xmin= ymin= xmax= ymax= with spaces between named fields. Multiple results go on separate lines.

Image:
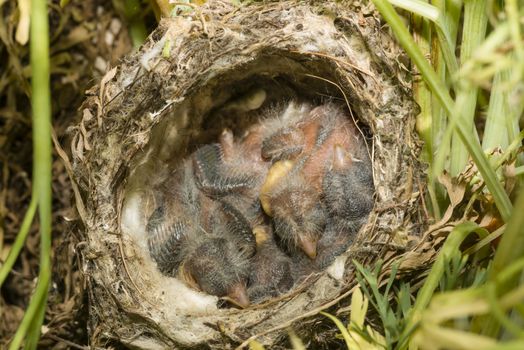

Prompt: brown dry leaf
xmin=52 ymin=131 xmax=88 ymax=223
xmin=438 ymin=171 xmax=466 ymax=208
xmin=503 ymin=160 xmax=517 ymax=194
xmin=80 ymin=109 xmax=93 ymax=151
xmin=50 ymin=25 xmax=92 ymax=54
xmin=398 ymin=249 xmax=436 ymax=271
xmin=476 ymin=206 xmax=502 ymax=238
xmin=71 ymin=133 xmax=85 ymax=162
xmin=97 ymin=67 xmax=118 ymax=126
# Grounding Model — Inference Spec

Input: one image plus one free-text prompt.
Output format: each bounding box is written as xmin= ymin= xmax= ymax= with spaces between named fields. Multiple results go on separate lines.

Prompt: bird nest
xmin=70 ymin=0 xmax=425 ymax=348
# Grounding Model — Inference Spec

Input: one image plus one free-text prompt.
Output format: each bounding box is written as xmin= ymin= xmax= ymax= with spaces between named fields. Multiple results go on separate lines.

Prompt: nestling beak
xmin=259 ymin=160 xmax=294 ymax=216
xmin=227 ymin=282 xmax=250 ymax=308
xmin=298 ymin=235 xmax=317 ymax=260
xmin=253 ymin=226 xmax=269 ymax=245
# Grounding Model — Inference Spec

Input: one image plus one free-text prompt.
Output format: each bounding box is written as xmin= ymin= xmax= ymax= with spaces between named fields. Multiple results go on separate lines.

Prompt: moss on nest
xmin=71 ymin=0 xmax=424 ymax=348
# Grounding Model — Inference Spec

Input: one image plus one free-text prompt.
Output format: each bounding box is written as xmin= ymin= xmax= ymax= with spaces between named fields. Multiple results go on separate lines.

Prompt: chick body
xmin=192 ymin=127 xmax=270 ymax=226
xmin=248 ymin=226 xmax=294 ymax=302
xmin=259 ymin=102 xmax=374 ymax=260
xmin=147 ymin=160 xmax=255 ymax=307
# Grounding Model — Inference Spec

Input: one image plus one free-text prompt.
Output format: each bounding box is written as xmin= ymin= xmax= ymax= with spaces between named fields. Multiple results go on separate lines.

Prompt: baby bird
xmin=323 ymin=144 xmax=374 ymax=230
xmin=248 ymin=225 xmax=294 ymax=302
xmin=315 ymin=145 xmax=374 ymax=268
xmin=192 ymin=127 xmax=270 ymax=227
xmin=259 ymin=102 xmax=374 ymax=260
xmin=259 ymin=159 xmax=326 ymax=259
xmin=147 ymin=160 xmax=256 ymax=308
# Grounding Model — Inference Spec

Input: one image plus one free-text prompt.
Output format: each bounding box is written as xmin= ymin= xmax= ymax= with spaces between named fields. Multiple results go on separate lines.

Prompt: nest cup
xmin=71 ymin=1 xmax=424 ymax=348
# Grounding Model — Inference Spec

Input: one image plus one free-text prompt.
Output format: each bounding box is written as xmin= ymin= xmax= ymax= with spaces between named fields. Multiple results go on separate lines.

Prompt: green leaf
xmin=320 ymin=312 xmax=353 ymax=348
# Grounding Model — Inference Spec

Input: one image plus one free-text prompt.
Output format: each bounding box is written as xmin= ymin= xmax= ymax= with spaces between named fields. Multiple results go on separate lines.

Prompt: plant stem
xmin=398 ymin=222 xmax=488 ymax=348
xmin=9 ymin=0 xmax=53 ymax=347
xmin=0 ymin=197 xmax=38 ymax=287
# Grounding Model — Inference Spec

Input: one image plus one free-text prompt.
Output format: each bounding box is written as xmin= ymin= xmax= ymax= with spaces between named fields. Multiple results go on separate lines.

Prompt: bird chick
xmin=315 ymin=145 xmax=374 ymax=268
xmin=257 ymin=102 xmax=329 ymax=258
xmin=259 ymin=102 xmax=374 ymax=260
xmin=259 ymin=159 xmax=326 ymax=259
xmin=147 ymin=161 xmax=255 ymax=308
xmin=192 ymin=127 xmax=270 ymax=226
xmin=248 ymin=226 xmax=294 ymax=302
xmin=323 ymin=144 xmax=374 ymax=229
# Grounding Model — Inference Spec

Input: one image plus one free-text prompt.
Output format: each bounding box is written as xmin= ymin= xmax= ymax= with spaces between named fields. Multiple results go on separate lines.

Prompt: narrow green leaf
xmin=371 ymin=0 xmax=513 ymax=221
xmin=248 ymin=340 xmax=265 ymax=350
xmin=398 ymin=222 xmax=487 ymax=347
xmin=0 ymin=197 xmax=38 ymax=287
xmin=288 ymin=329 xmax=306 ymax=350
xmin=390 ymin=0 xmax=459 ymax=74
xmin=320 ymin=312 xmax=353 ymax=348
xmin=9 ymin=0 xmax=53 ymax=347
xmin=449 ymin=0 xmax=488 ymax=176
xmin=477 ymin=191 xmax=524 ymax=336
xmin=483 ymin=71 xmax=510 ymax=152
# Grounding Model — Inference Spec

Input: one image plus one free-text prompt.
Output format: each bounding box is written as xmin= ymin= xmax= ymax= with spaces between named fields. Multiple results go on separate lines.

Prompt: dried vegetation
xmin=0 ymin=0 xmax=137 ymax=347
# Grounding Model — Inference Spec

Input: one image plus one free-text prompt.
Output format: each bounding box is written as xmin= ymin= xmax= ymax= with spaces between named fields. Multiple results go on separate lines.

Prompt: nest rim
xmin=70 ymin=1 xmax=425 ymax=348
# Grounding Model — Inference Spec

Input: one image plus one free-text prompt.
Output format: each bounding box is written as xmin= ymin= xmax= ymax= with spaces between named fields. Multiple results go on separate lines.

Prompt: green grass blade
xmin=459 ymin=22 xmax=510 ymax=78
xmin=0 ymin=197 xmax=37 ymax=286
xmin=390 ymin=0 xmax=440 ymax=20
xmin=449 ymin=0 xmax=488 ymax=176
xmin=412 ymin=9 xmax=443 ymax=217
xmin=125 ymin=0 xmax=148 ymax=49
xmin=482 ymin=71 xmax=510 ymax=152
xmin=485 ymin=340 xmax=524 ymax=350
xmin=398 ymin=222 xmax=488 ymax=348
xmin=475 ymin=190 xmax=524 ymax=337
xmin=9 ymin=276 xmax=50 ymax=349
xmin=24 ymin=297 xmax=47 ymax=350
xmin=320 ymin=312 xmax=353 ymax=348
xmin=444 ymin=0 xmax=463 ymax=42
xmin=248 ymin=340 xmax=265 ymax=350
xmin=288 ymin=329 xmax=306 ymax=350
xmin=390 ymin=0 xmax=459 ymax=74
xmin=371 ymin=0 xmax=513 ymax=221
xmin=413 ymin=10 xmax=433 ymax=162
xmin=506 ymin=0 xmax=524 ymax=65
xmin=113 ymin=0 xmax=148 ymax=49
xmin=8 ymin=0 xmax=53 ymax=347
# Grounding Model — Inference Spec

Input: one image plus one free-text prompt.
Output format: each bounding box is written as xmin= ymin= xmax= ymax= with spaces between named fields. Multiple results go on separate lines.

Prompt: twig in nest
xmin=170 ymin=2 xmax=208 ymax=35
xmin=51 ymin=129 xmax=87 ymax=223
xmin=235 ymin=283 xmax=359 ymax=349
xmin=293 ymin=50 xmax=378 ymax=83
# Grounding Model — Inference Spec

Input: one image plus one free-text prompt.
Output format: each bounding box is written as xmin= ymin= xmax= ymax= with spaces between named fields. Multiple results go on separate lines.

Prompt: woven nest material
xmin=70 ymin=0 xmax=426 ymax=348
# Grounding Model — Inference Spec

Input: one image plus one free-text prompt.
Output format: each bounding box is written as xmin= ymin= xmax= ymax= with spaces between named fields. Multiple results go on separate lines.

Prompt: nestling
xmin=248 ymin=225 xmax=294 ymax=302
xmin=192 ymin=127 xmax=270 ymax=227
xmin=259 ymin=102 xmax=374 ymax=260
xmin=147 ymin=160 xmax=256 ymax=308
